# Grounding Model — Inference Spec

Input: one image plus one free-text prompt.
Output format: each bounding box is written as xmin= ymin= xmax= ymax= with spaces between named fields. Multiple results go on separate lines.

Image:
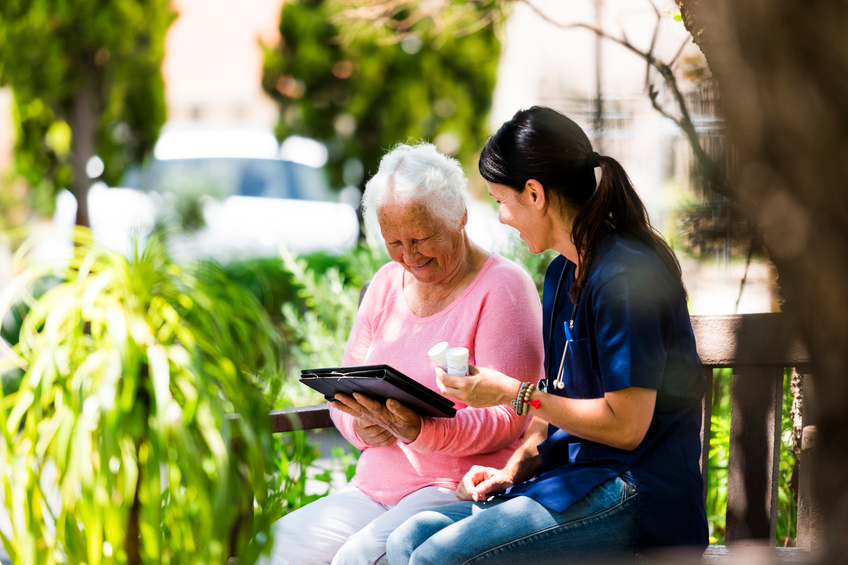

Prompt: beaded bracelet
xmin=511 ymin=382 xmax=529 ymax=415
xmin=511 ymin=382 xmax=539 ymax=416
xmin=520 ymin=382 xmax=538 ymax=414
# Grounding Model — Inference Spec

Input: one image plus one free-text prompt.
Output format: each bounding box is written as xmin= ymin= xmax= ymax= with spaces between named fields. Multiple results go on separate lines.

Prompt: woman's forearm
xmin=527 ymin=387 xmax=657 ymax=451
xmin=502 ymin=416 xmax=547 ymax=483
xmin=438 ymin=366 xmax=656 ymax=451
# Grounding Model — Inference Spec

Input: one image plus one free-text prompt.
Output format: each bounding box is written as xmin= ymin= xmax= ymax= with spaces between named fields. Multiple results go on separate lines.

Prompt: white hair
xmin=362 ymin=143 xmax=469 ymax=234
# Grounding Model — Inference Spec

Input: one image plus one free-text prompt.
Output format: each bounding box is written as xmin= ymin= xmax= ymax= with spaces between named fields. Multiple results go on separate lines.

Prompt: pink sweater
xmin=330 ymin=254 xmax=545 ymax=505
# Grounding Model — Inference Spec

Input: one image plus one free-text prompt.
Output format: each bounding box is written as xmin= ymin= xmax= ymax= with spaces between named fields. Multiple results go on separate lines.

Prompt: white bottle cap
xmin=446 ymin=347 xmax=469 ymax=376
xmin=428 ymin=341 xmax=450 ymax=370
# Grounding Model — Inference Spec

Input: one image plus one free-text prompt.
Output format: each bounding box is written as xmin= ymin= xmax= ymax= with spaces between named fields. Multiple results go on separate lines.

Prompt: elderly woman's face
xmin=377 ymin=199 xmax=466 ymax=285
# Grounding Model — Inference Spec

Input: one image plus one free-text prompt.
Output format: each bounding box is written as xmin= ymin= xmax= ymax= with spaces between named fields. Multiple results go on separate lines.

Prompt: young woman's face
xmin=487 ymin=181 xmax=548 ymax=254
xmin=377 ymin=199 xmax=467 ymax=285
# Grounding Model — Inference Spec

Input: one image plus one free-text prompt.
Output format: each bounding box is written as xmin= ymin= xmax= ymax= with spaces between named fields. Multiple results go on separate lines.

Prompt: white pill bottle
xmin=428 ymin=342 xmax=450 ymax=371
xmin=445 ymin=347 xmax=469 ymax=377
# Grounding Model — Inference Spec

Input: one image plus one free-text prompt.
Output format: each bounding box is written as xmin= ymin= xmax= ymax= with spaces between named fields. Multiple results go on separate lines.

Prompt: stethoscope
xmin=538 ymin=262 xmax=578 ymax=394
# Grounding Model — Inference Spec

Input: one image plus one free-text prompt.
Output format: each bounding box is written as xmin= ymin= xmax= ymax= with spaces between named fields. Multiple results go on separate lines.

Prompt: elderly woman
xmin=265 ymin=143 xmax=545 ymax=565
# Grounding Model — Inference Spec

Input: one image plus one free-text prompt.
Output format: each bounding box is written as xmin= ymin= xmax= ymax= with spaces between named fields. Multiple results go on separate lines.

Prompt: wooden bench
xmin=269 ymin=313 xmax=822 ymax=563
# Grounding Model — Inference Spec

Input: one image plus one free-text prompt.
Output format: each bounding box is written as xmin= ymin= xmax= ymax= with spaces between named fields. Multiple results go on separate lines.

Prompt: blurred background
xmin=0 ymin=0 xmax=774 ymax=315
xmin=0 ymin=0 xmax=795 ymax=552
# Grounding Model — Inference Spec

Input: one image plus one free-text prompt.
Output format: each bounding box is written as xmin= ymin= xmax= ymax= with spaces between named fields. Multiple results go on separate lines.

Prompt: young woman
xmin=386 ymin=107 xmax=708 ymax=564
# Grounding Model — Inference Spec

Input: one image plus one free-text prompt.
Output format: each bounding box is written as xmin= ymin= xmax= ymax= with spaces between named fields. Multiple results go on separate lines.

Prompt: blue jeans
xmin=386 ymin=473 xmax=638 ymax=565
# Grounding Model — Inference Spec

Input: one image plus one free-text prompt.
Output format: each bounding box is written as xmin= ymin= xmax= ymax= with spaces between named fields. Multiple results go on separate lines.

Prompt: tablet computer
xmin=299 ymin=364 xmax=456 ymax=418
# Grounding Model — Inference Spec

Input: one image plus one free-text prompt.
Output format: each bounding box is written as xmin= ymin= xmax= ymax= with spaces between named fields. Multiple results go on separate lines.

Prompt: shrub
xmin=0 ymin=229 xmax=283 ymax=564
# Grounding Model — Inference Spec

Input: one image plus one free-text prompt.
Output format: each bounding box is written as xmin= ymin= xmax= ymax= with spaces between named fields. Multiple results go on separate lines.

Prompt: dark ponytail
xmin=570 ymin=155 xmax=683 ymax=301
xmin=479 ymin=106 xmax=683 ymax=302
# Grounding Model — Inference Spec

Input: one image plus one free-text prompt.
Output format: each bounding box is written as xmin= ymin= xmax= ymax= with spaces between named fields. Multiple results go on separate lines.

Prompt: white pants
xmin=262 ymin=483 xmax=457 ymax=565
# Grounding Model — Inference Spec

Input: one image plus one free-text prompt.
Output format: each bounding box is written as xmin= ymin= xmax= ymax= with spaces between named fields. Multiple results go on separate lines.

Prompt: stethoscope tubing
xmin=542 ymin=260 xmax=578 ymax=392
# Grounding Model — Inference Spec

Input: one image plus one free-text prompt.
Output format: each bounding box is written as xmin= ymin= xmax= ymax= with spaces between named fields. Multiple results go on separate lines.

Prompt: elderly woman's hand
xmin=333 ymin=392 xmax=422 ymax=444
xmin=435 ymin=366 xmax=521 ymax=409
xmin=353 ymin=418 xmax=397 ymax=447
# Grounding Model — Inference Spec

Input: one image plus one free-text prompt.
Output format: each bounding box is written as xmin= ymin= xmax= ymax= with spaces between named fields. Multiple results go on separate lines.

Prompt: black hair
xmin=479 ymin=106 xmax=683 ymax=302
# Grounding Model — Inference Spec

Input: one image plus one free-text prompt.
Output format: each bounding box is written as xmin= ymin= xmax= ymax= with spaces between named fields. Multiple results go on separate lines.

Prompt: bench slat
xmin=700 ymin=545 xmax=812 ymax=564
xmin=270 ymin=405 xmax=333 ymax=433
xmin=726 ymin=365 xmax=783 ymax=542
xmin=692 ymin=313 xmax=809 ymax=367
xmin=795 ymin=373 xmax=823 ymax=551
xmin=701 ymin=367 xmax=713 ymax=503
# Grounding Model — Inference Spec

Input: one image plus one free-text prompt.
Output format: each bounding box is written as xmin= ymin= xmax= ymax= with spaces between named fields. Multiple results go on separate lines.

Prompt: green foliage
xmin=266 ymin=434 xmax=359 ymax=520
xmin=0 ymin=229 xmax=283 ymax=564
xmin=218 ymin=243 xmax=380 ymax=518
xmin=776 ymin=369 xmax=798 ymax=545
xmin=267 ymin=430 xmax=323 ymax=520
xmin=218 ymin=256 xmax=303 ymax=328
xmin=706 ymin=402 xmax=730 ymax=542
xmin=4 ymin=98 xmax=73 ymax=221
xmin=277 ymin=240 xmax=389 ymax=405
xmin=261 ymin=0 xmax=501 ymax=190
xmin=0 ymin=0 xmax=175 ymax=221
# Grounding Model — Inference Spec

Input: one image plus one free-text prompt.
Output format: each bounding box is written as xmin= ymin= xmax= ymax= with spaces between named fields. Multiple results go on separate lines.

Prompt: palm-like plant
xmin=0 ymin=229 xmax=283 ymax=564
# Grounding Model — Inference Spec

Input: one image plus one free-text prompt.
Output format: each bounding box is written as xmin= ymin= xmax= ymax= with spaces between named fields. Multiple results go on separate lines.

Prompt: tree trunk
xmin=68 ymin=60 xmax=99 ymax=228
xmin=676 ymin=1 xmax=848 ymax=562
xmin=126 ymin=459 xmax=142 ymax=565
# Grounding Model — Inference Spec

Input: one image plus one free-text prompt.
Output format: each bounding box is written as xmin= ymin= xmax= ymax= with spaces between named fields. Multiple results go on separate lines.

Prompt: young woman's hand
xmin=456 ymin=417 xmax=547 ymax=501
xmin=435 ymin=365 xmax=521 ymax=409
xmin=333 ymin=392 xmax=422 ymax=444
xmin=455 ymin=465 xmax=515 ymax=502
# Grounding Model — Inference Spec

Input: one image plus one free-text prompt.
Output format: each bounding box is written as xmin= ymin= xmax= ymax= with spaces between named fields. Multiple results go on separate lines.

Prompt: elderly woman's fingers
xmin=385 ymin=399 xmax=423 ymax=443
xmin=354 ymin=418 xmax=397 ymax=448
xmin=334 ymin=392 xmax=385 ymax=419
xmin=332 ymin=393 xmax=371 ymax=419
xmin=385 ymin=398 xmax=418 ymax=422
xmin=352 ymin=392 xmax=383 ymax=413
xmin=370 ymin=432 xmax=397 ymax=447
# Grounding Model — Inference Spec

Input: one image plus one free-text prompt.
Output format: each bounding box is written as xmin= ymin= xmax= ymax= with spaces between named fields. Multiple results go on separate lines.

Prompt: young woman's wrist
xmin=506 ymin=380 xmax=543 ymax=416
xmin=505 ymin=452 xmax=540 ymax=485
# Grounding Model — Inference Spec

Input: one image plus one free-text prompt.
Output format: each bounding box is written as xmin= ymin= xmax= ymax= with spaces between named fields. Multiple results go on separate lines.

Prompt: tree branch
xmin=519 ymin=0 xmax=733 ymax=200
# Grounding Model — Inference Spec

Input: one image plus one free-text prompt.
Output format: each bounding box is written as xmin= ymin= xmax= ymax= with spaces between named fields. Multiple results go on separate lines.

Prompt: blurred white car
xmin=55 ymin=124 xmax=360 ymax=262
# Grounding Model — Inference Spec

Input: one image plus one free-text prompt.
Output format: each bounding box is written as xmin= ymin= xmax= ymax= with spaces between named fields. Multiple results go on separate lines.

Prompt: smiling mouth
xmin=410 ymin=259 xmax=433 ymax=270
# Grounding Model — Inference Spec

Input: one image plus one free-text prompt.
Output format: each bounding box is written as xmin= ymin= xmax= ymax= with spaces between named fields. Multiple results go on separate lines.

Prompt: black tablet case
xmin=299 ymin=364 xmax=456 ymax=418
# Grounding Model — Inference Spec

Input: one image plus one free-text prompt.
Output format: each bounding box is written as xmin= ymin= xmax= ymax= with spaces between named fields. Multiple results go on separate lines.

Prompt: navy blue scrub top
xmin=504 ymin=234 xmax=708 ymax=551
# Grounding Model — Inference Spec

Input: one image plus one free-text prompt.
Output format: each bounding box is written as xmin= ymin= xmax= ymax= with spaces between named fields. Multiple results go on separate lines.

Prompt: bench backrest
xmin=692 ymin=314 xmax=817 ymax=549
